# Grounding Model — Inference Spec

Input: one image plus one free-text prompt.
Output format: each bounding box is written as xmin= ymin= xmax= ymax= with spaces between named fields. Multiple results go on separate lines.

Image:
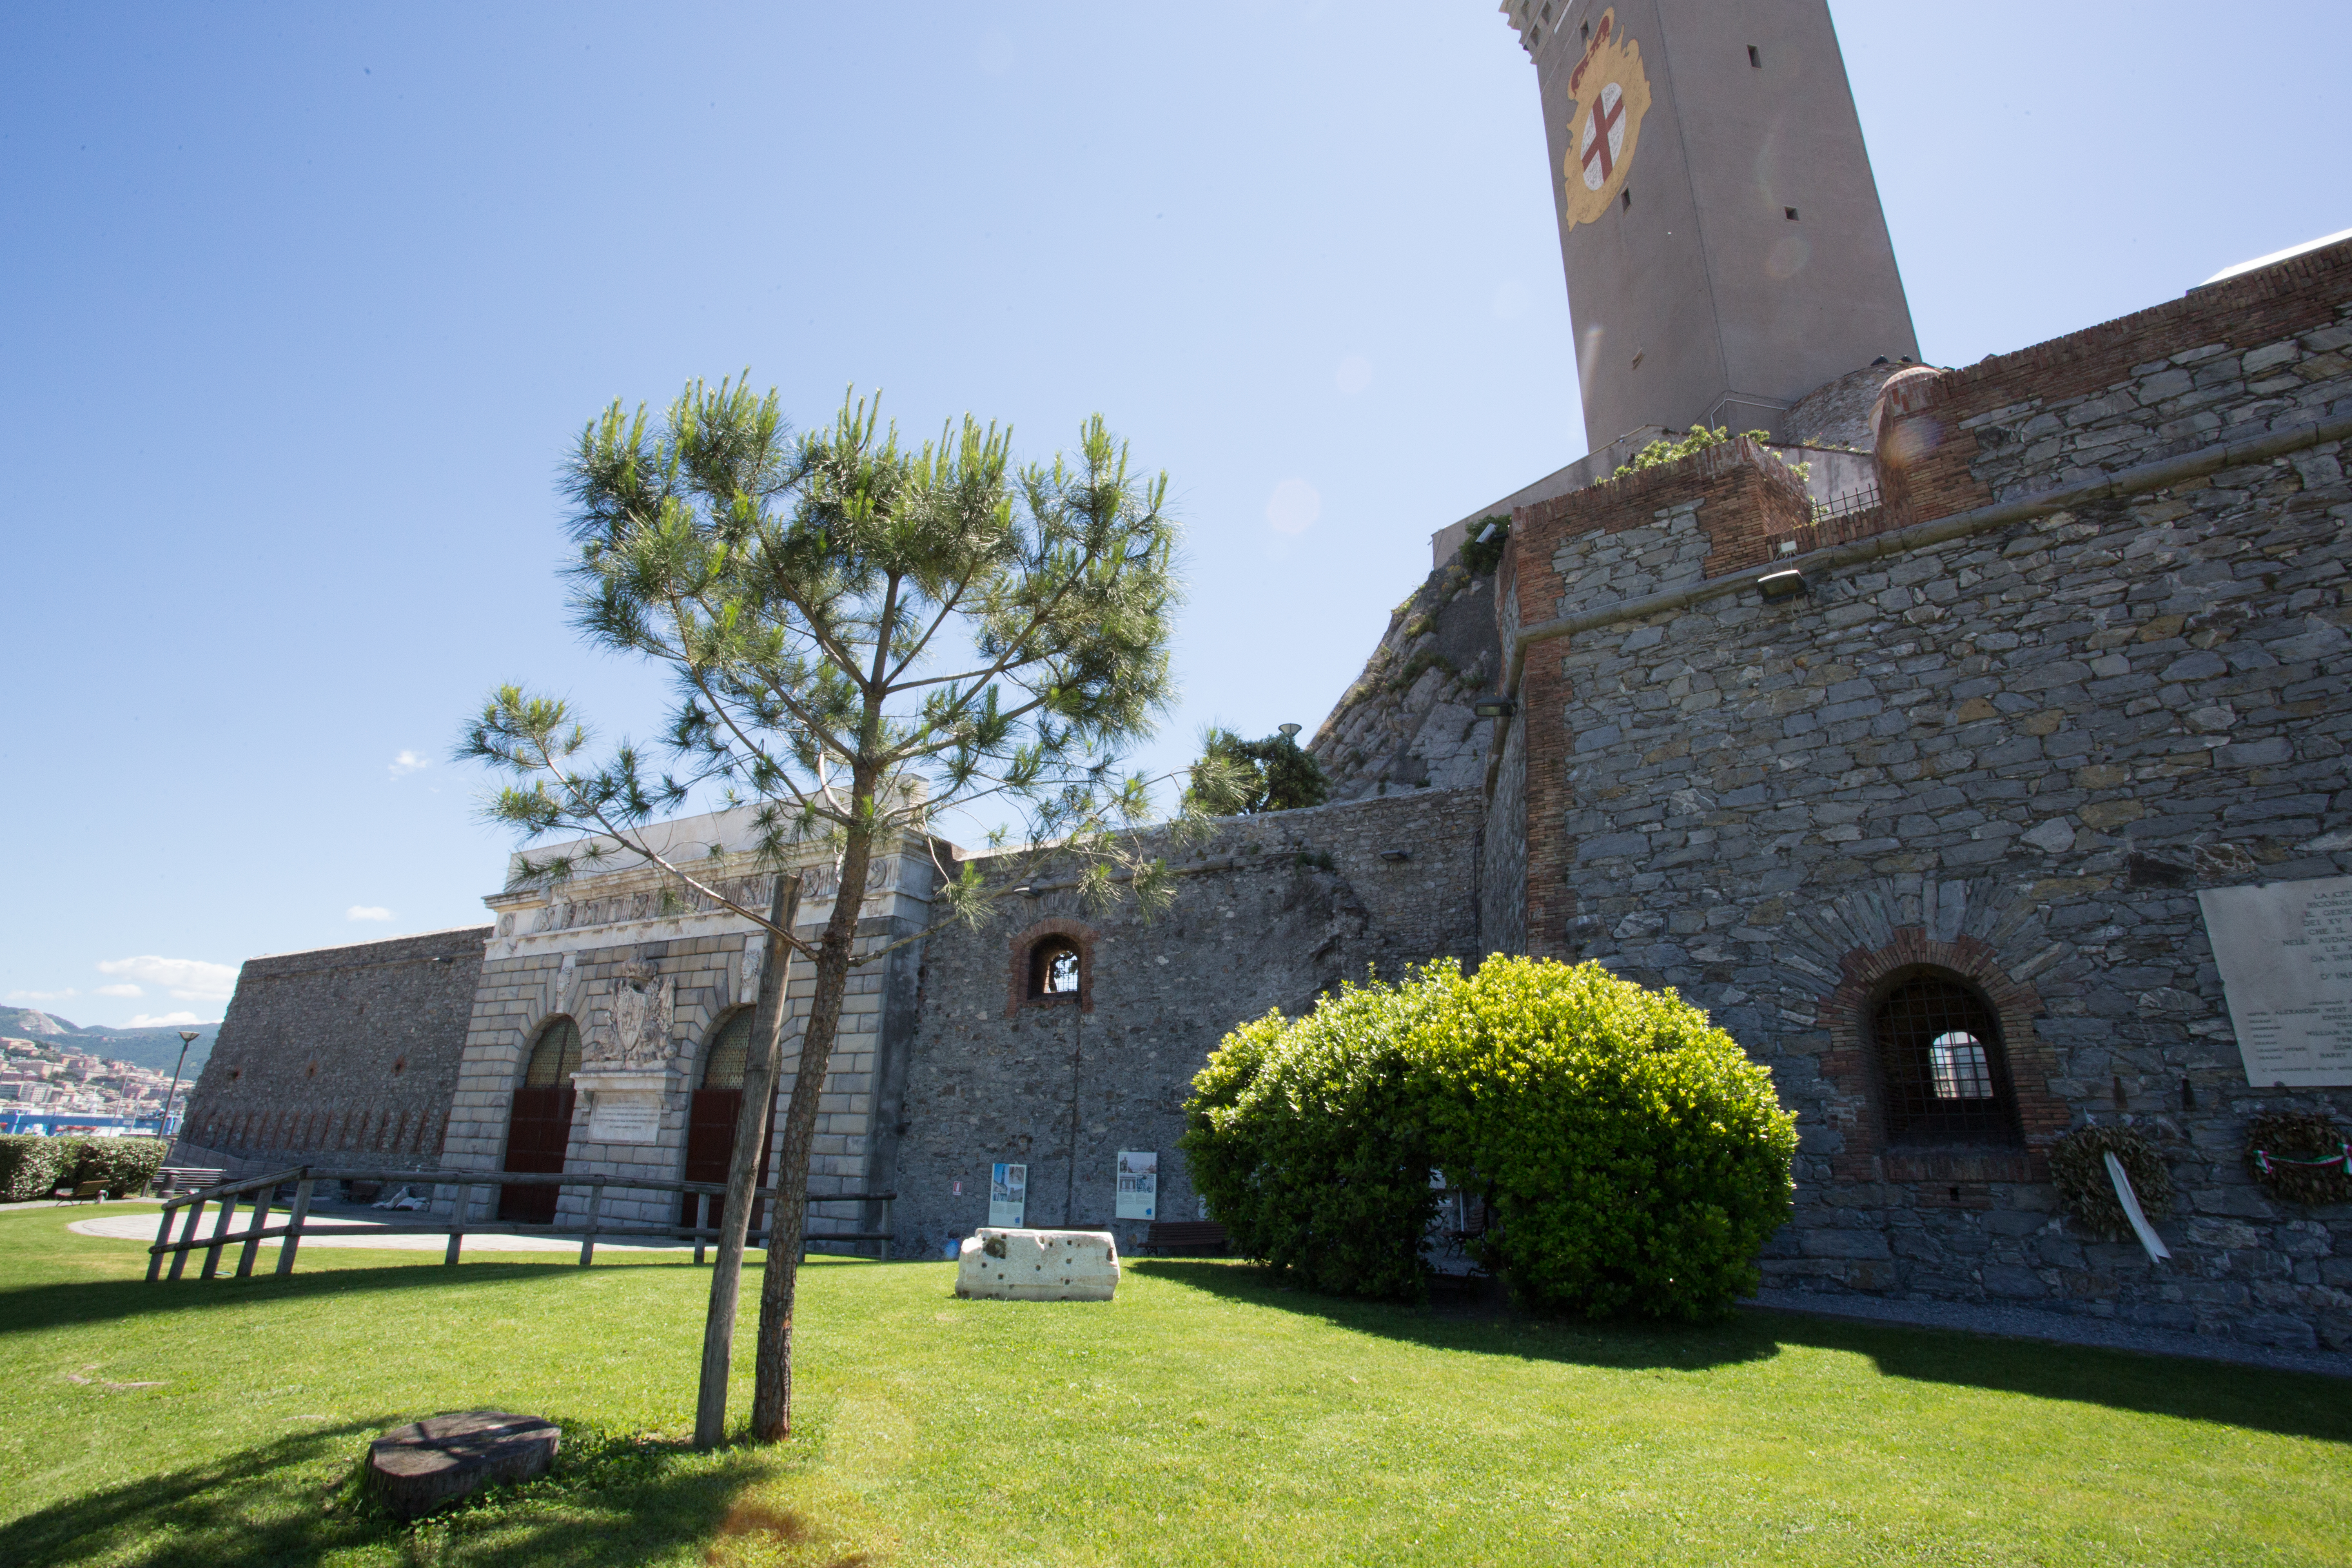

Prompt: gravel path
xmin=1747 ymin=1287 xmax=2351 ymax=1379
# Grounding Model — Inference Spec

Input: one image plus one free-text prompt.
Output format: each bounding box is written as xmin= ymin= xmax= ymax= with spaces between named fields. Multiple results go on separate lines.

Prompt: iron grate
xmin=1872 ymin=975 xmax=2022 ymax=1144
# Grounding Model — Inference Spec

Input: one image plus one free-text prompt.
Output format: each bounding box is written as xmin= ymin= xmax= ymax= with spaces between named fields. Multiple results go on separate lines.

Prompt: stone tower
xmin=1500 ymin=1 xmax=1919 ymax=447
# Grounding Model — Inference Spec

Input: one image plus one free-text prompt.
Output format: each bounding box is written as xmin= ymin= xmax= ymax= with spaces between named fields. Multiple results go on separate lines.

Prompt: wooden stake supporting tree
xmin=694 ymin=871 xmax=799 ymax=1449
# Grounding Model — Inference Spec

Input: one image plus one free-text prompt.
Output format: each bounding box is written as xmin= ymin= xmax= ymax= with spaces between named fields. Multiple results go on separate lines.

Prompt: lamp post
xmin=162 ymin=1030 xmax=198 ymax=1141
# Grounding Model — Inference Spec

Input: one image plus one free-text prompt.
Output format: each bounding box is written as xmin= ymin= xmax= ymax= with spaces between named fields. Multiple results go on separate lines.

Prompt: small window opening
xmin=1580 ymin=20 xmax=1590 ymax=42
xmin=1748 ymin=45 xmax=1762 ymax=68
xmin=1872 ymin=973 xmax=2021 ymax=1145
xmin=1029 ymin=939 xmax=1082 ymax=999
xmin=1540 ymin=2 xmax=1552 ymax=20
xmin=1785 ymin=207 xmax=1800 ymax=220
xmin=1620 ymin=187 xmax=1632 ymax=211
xmin=1929 ymin=1033 xmax=1993 ymax=1100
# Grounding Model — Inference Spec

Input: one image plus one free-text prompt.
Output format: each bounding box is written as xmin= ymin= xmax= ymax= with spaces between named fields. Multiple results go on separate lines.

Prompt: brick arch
xmin=1006 ymin=918 xmax=1098 ymax=1017
xmin=1814 ymin=929 xmax=2067 ymax=1185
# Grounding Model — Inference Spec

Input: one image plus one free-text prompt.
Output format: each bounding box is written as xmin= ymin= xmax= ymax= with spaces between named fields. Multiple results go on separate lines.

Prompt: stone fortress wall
xmin=887 ymin=788 xmax=1484 ymax=1261
xmin=1482 ymin=237 xmax=2352 ymax=1350
xmin=433 ymin=809 xmax=934 ymax=1242
xmin=176 ymin=925 xmax=490 ymax=1178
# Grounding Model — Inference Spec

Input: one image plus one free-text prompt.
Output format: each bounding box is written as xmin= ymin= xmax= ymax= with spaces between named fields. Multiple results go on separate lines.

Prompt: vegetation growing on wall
xmin=1184 ymin=728 xmax=1330 ymax=816
xmin=1611 ymin=426 xmax=1810 ymax=484
xmin=1182 ymin=957 xmax=1798 ymax=1319
xmin=1456 ymin=515 xmax=1511 ymax=577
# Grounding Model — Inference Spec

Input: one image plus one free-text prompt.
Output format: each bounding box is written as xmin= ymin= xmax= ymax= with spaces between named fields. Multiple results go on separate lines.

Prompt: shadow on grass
xmin=1130 ymin=1259 xmax=2352 ymax=1445
xmin=0 ymin=1414 xmax=835 ymax=1568
xmin=0 ymin=1260 xmax=644 ymax=1339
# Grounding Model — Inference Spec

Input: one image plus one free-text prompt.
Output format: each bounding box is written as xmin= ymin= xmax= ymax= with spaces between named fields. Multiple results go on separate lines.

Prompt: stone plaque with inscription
xmin=572 ymin=1068 xmax=668 ymax=1145
xmin=2198 ymin=875 xmax=2352 ymax=1087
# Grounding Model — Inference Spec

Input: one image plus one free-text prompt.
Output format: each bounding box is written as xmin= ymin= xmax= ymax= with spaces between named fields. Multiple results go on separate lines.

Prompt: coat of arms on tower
xmin=1559 ymin=9 xmax=1651 ymax=231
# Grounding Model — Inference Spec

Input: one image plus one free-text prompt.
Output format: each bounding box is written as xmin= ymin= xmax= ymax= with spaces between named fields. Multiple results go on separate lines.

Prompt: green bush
xmin=0 ymin=1136 xmax=171 ymax=1201
xmin=1182 ymin=957 xmax=1798 ymax=1320
xmin=1183 ymin=984 xmax=1453 ymax=1300
xmin=72 ymin=1138 xmax=171 ymax=1198
xmin=0 ymin=1136 xmax=75 ymax=1202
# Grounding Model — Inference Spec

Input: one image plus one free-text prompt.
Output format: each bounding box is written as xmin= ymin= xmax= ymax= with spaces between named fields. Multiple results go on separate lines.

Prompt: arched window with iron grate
xmin=1869 ymin=971 xmax=2024 ymax=1146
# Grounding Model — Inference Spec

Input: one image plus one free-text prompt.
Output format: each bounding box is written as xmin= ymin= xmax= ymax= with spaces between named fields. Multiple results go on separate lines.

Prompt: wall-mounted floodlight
xmin=1757 ymin=568 xmax=1809 ymax=602
xmin=1379 ymin=850 xmax=1412 ymax=862
xmin=1472 ymin=697 xmax=1516 ymax=718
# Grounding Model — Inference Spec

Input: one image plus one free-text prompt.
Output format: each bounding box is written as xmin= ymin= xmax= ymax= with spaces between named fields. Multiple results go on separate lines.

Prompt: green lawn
xmin=2 ymin=1204 xmax=2347 ymax=1567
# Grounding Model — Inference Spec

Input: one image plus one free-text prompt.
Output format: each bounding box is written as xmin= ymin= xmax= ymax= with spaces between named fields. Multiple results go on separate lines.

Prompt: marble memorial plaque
xmin=586 ymin=1096 xmax=662 ymax=1144
xmin=2197 ymin=875 xmax=2352 ymax=1087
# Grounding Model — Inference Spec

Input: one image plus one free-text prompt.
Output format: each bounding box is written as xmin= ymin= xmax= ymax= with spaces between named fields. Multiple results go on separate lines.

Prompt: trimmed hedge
xmin=0 ymin=1136 xmax=75 ymax=1202
xmin=74 ymin=1138 xmax=171 ymax=1198
xmin=0 ymin=1136 xmax=171 ymax=1201
xmin=1183 ymin=956 xmax=1798 ymax=1320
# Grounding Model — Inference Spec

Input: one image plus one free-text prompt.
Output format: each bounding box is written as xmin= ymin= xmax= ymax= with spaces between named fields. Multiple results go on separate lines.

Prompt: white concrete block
xmin=954 ymin=1228 xmax=1120 ymax=1302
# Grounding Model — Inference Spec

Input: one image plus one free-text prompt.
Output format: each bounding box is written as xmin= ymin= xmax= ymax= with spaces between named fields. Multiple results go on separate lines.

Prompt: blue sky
xmin=4 ymin=2 xmax=2345 ymax=1028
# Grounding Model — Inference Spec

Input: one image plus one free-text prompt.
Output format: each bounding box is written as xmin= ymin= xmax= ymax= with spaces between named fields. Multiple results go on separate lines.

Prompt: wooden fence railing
xmin=144 ymin=1167 xmax=894 ymax=1282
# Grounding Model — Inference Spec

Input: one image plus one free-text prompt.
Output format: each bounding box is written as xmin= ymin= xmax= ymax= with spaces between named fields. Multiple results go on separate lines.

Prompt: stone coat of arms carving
xmin=584 ymin=960 xmax=675 ymax=1071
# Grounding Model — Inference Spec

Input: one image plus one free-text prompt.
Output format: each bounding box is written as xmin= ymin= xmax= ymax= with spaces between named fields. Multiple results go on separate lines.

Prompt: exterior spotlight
xmin=1757 ymin=568 xmax=1809 ymax=601
xmin=1277 ymin=723 xmax=1302 ymax=741
xmin=1472 ymin=697 xmax=1516 ymax=718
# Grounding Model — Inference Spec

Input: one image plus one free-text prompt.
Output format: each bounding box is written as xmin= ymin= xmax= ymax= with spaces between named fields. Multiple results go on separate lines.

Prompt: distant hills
xmin=0 ymin=1008 xmax=217 ymax=1077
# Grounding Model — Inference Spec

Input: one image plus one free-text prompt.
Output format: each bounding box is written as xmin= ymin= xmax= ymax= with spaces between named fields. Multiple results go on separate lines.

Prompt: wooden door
xmin=499 ymin=1086 xmax=575 ymax=1224
xmin=678 ymin=1088 xmax=773 ymax=1237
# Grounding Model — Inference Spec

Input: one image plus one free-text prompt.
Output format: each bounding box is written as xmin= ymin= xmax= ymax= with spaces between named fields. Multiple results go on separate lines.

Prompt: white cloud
xmin=347 ymin=906 xmax=394 ymax=922
xmin=96 ymin=956 xmax=237 ymax=1004
xmin=94 ymin=984 xmax=144 ymax=998
xmin=389 ymin=750 xmax=430 ymax=778
xmin=1265 ymin=478 xmax=1322 ymax=535
xmin=1334 ymin=354 xmax=1373 ymax=395
xmin=5 ymin=988 xmax=77 ymax=1004
xmin=126 ymin=1011 xmax=212 ymax=1029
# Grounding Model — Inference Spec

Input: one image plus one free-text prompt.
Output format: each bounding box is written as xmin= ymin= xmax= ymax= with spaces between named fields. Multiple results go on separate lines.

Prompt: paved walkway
xmin=70 ymin=1206 xmax=695 ymax=1255
xmin=1748 ymin=1287 xmax=2351 ymax=1379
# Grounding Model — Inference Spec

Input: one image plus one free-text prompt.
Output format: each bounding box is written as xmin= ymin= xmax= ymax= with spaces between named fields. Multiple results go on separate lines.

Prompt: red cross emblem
xmin=1579 ymin=83 xmax=1626 ymax=192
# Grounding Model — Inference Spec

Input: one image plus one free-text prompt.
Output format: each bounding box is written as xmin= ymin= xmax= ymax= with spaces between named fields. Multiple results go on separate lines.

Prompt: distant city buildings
xmin=0 ymin=1037 xmax=180 ymax=1136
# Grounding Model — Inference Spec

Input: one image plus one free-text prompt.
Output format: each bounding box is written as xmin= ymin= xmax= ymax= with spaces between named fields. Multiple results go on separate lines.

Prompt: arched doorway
xmin=499 ymin=1017 xmax=579 ymax=1224
xmin=679 ymin=1009 xmax=774 ymax=1238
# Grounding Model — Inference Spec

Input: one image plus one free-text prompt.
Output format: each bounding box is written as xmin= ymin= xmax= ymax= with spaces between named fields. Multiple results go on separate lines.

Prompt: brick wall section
xmin=178 ymin=925 xmax=489 ymax=1177
xmin=1880 ymin=237 xmax=2352 ymax=527
xmin=888 ymin=790 xmax=1483 ymax=1261
xmin=1502 ymin=244 xmax=2352 ymax=1350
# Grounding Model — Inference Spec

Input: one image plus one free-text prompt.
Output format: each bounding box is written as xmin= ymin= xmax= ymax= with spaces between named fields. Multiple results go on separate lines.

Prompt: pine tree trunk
xmin=751 ymin=829 xmax=874 ymax=1442
xmin=692 ymin=871 xmax=801 ymax=1450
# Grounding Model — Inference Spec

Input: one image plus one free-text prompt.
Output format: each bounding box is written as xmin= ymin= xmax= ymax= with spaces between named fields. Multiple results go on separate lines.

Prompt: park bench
xmin=154 ymin=1167 xmax=226 ymax=1196
xmin=61 ymin=1181 xmax=108 ymax=1204
xmin=1143 ymin=1220 xmax=1228 ymax=1255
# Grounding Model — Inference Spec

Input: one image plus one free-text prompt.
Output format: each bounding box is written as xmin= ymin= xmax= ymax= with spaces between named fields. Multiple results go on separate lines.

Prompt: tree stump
xmin=364 ymin=1412 xmax=560 ymax=1521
